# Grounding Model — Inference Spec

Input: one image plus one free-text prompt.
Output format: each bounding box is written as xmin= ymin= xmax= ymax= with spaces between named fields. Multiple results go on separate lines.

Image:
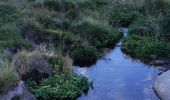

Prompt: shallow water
xmin=74 ymin=28 xmax=161 ymax=100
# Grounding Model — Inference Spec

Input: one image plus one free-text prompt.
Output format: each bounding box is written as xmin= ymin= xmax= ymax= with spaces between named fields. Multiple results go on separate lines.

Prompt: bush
xmin=0 ymin=61 xmax=19 ymax=93
xmin=121 ymin=35 xmax=170 ymax=60
xmin=128 ymin=15 xmax=163 ymax=37
xmin=70 ymin=44 xmax=99 ymax=66
xmin=109 ymin=10 xmax=139 ymax=27
xmin=44 ymin=0 xmax=79 ymax=19
xmin=26 ymin=72 xmax=88 ymax=100
xmin=72 ymin=17 xmax=121 ymax=48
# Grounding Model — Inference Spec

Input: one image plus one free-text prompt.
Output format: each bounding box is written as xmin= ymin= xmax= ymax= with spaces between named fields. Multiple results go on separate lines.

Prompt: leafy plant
xmin=26 ymin=72 xmax=89 ymax=100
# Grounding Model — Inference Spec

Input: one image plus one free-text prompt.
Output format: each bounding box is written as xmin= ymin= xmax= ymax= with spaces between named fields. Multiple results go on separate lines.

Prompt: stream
xmin=73 ymin=28 xmax=162 ymax=100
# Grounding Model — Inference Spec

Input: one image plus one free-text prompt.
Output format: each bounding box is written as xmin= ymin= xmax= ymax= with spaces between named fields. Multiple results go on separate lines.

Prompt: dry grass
xmin=0 ymin=60 xmax=19 ymax=93
xmin=12 ymin=50 xmax=52 ymax=79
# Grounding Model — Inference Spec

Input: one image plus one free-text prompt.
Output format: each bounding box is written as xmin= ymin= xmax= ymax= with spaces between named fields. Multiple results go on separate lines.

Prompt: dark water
xmin=74 ymin=28 xmax=161 ymax=100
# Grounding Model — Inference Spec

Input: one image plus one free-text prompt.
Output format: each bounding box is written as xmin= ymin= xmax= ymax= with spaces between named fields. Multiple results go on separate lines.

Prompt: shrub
xmin=0 ymin=61 xmax=19 ymax=93
xmin=70 ymin=44 xmax=99 ymax=66
xmin=128 ymin=15 xmax=164 ymax=38
xmin=26 ymin=72 xmax=88 ymax=100
xmin=72 ymin=17 xmax=121 ymax=48
xmin=109 ymin=10 xmax=139 ymax=27
xmin=121 ymin=35 xmax=170 ymax=60
xmin=44 ymin=0 xmax=79 ymax=19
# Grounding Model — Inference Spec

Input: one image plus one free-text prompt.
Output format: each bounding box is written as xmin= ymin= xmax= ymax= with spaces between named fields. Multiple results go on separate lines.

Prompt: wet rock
xmin=154 ymin=70 xmax=170 ymax=100
xmin=0 ymin=81 xmax=36 ymax=100
xmin=12 ymin=51 xmax=52 ymax=81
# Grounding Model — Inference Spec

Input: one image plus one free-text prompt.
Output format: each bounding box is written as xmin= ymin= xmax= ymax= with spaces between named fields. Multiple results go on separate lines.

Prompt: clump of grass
xmin=0 ymin=60 xmax=19 ymax=93
xmin=12 ymin=51 xmax=52 ymax=81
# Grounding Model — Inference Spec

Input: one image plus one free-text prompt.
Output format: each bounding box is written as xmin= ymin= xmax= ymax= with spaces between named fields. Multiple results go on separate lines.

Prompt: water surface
xmin=74 ymin=28 xmax=161 ymax=100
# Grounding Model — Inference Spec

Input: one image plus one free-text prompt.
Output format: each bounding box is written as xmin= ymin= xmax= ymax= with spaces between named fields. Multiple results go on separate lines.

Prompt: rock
xmin=154 ymin=70 xmax=170 ymax=100
xmin=0 ymin=81 xmax=36 ymax=100
xmin=12 ymin=51 xmax=52 ymax=81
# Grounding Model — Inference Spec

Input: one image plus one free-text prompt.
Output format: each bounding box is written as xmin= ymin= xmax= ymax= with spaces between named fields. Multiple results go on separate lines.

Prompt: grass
xmin=12 ymin=51 xmax=52 ymax=81
xmin=72 ymin=17 xmax=122 ymax=48
xmin=0 ymin=3 xmax=32 ymax=57
xmin=0 ymin=60 xmax=19 ymax=93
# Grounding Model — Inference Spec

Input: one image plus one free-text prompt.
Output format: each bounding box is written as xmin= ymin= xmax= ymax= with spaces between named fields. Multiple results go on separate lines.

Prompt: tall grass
xmin=0 ymin=60 xmax=19 ymax=93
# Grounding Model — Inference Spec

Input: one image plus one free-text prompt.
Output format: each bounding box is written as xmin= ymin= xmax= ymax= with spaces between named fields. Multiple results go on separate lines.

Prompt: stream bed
xmin=74 ymin=28 xmax=162 ymax=100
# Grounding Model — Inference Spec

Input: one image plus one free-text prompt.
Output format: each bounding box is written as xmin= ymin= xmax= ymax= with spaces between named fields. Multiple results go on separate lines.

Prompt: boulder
xmin=154 ymin=70 xmax=170 ymax=100
xmin=0 ymin=81 xmax=36 ymax=100
xmin=12 ymin=51 xmax=52 ymax=81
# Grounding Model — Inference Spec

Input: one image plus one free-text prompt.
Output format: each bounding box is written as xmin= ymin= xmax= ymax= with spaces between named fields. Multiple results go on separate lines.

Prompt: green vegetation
xmin=0 ymin=60 xmax=19 ymax=93
xmin=26 ymin=52 xmax=89 ymax=100
xmin=72 ymin=17 xmax=122 ymax=48
xmin=0 ymin=0 xmax=122 ymax=64
xmin=120 ymin=0 xmax=170 ymax=61
xmin=26 ymin=73 xmax=88 ymax=100
xmin=0 ymin=3 xmax=31 ymax=55
xmin=70 ymin=44 xmax=99 ymax=66
xmin=122 ymin=35 xmax=170 ymax=61
xmin=0 ymin=0 xmax=170 ymax=99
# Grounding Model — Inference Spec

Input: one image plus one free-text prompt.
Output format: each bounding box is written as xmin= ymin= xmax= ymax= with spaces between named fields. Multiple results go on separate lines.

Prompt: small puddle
xmin=74 ymin=28 xmax=162 ymax=100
